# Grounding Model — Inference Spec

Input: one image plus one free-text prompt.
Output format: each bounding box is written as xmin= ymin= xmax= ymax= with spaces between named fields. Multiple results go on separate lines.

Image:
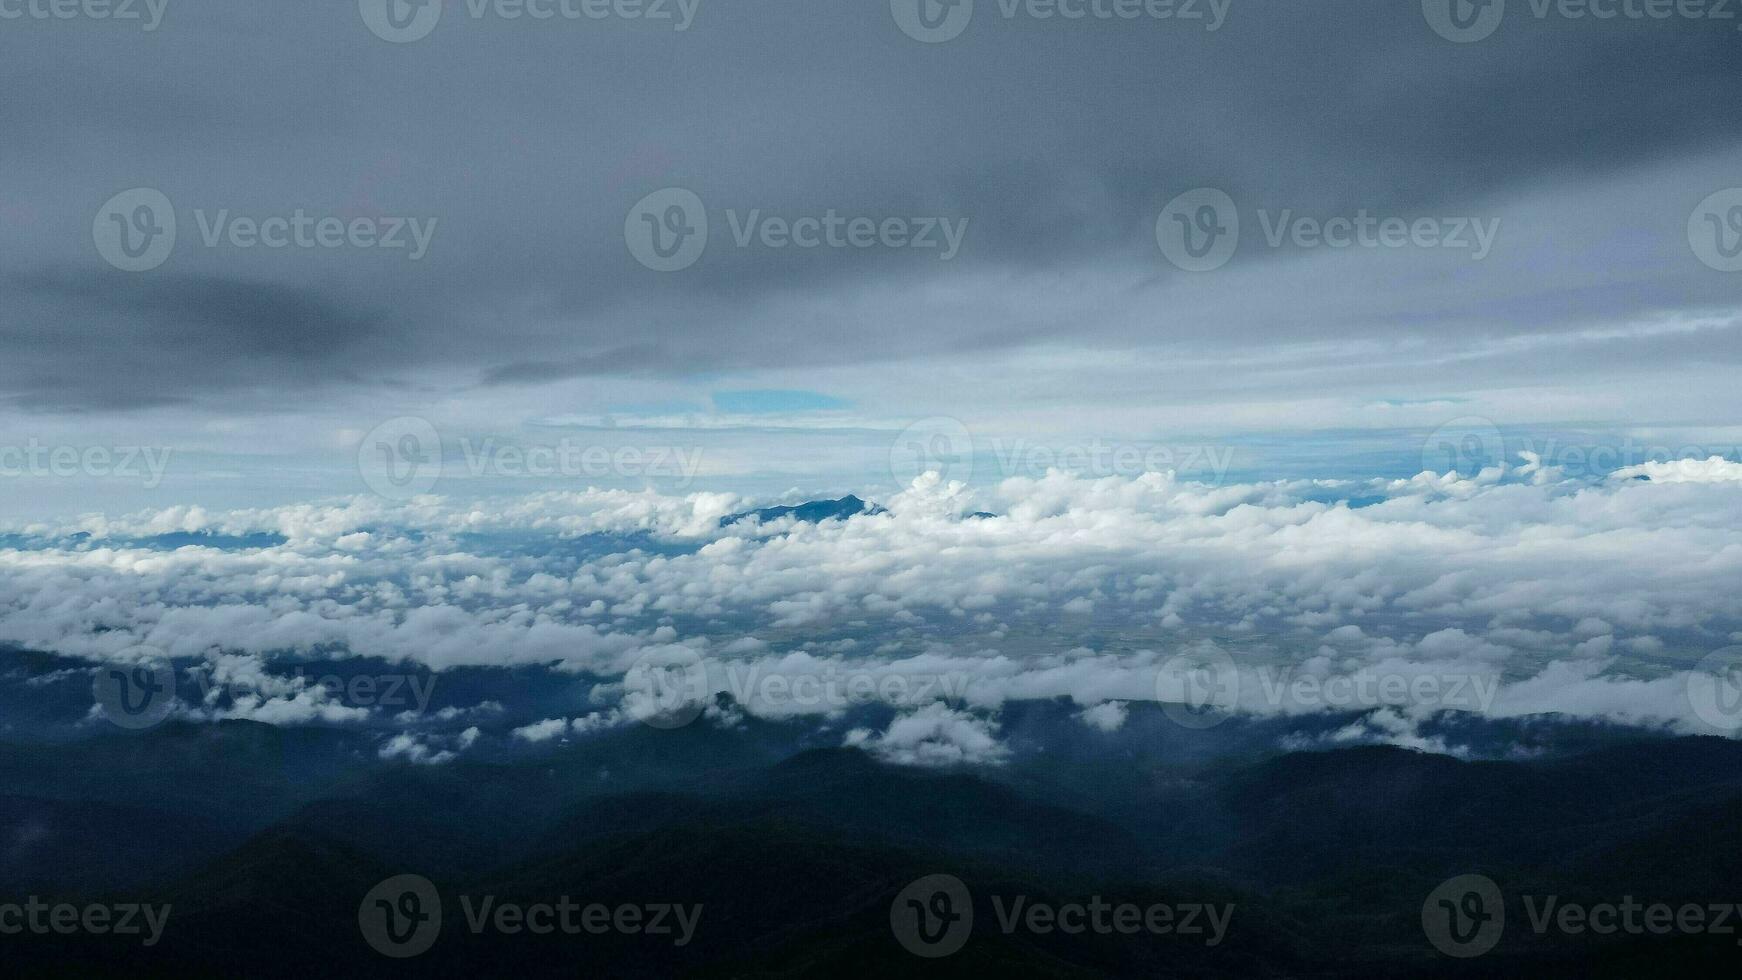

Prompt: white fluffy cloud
xmin=5 ymin=462 xmax=1742 ymax=749
xmin=511 ymin=718 xmax=572 ymax=743
xmin=1613 ymin=455 xmax=1742 ymax=484
xmin=844 ymin=703 xmax=1010 ymax=768
xmin=511 ymin=710 xmax=631 ymax=743
xmin=378 ymin=730 xmax=473 ymax=765
xmin=1076 ymin=700 xmax=1129 ymax=732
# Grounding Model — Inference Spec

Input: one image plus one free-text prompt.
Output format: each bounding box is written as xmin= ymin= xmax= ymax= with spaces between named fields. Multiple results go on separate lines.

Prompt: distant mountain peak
xmin=719 ymin=495 xmax=887 ymax=528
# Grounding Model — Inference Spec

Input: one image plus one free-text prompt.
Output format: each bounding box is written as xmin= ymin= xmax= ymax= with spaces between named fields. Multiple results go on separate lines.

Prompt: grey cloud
xmin=0 ymin=269 xmax=393 ymax=411
xmin=1 ymin=0 xmax=1740 ymax=414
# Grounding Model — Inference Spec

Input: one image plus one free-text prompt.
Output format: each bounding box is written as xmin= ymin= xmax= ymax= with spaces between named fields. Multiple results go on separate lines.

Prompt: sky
xmin=2 ymin=0 xmax=1742 ymax=515
xmin=5 ymin=1 xmax=1742 ymax=761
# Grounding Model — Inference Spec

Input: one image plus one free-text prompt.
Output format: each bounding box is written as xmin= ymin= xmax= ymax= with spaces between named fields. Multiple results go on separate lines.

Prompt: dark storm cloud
xmin=2 ymin=0 xmax=1741 ymax=409
xmin=481 ymin=343 xmax=672 ymax=385
xmin=0 ymin=269 xmax=390 ymax=411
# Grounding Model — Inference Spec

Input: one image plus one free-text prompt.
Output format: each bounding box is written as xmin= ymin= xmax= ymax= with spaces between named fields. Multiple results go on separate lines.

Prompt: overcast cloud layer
xmin=3 ymin=0 xmax=1742 ymax=516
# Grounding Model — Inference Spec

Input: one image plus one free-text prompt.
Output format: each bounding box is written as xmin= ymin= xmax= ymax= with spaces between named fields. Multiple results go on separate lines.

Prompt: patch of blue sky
xmin=711 ymin=390 xmax=850 ymax=415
